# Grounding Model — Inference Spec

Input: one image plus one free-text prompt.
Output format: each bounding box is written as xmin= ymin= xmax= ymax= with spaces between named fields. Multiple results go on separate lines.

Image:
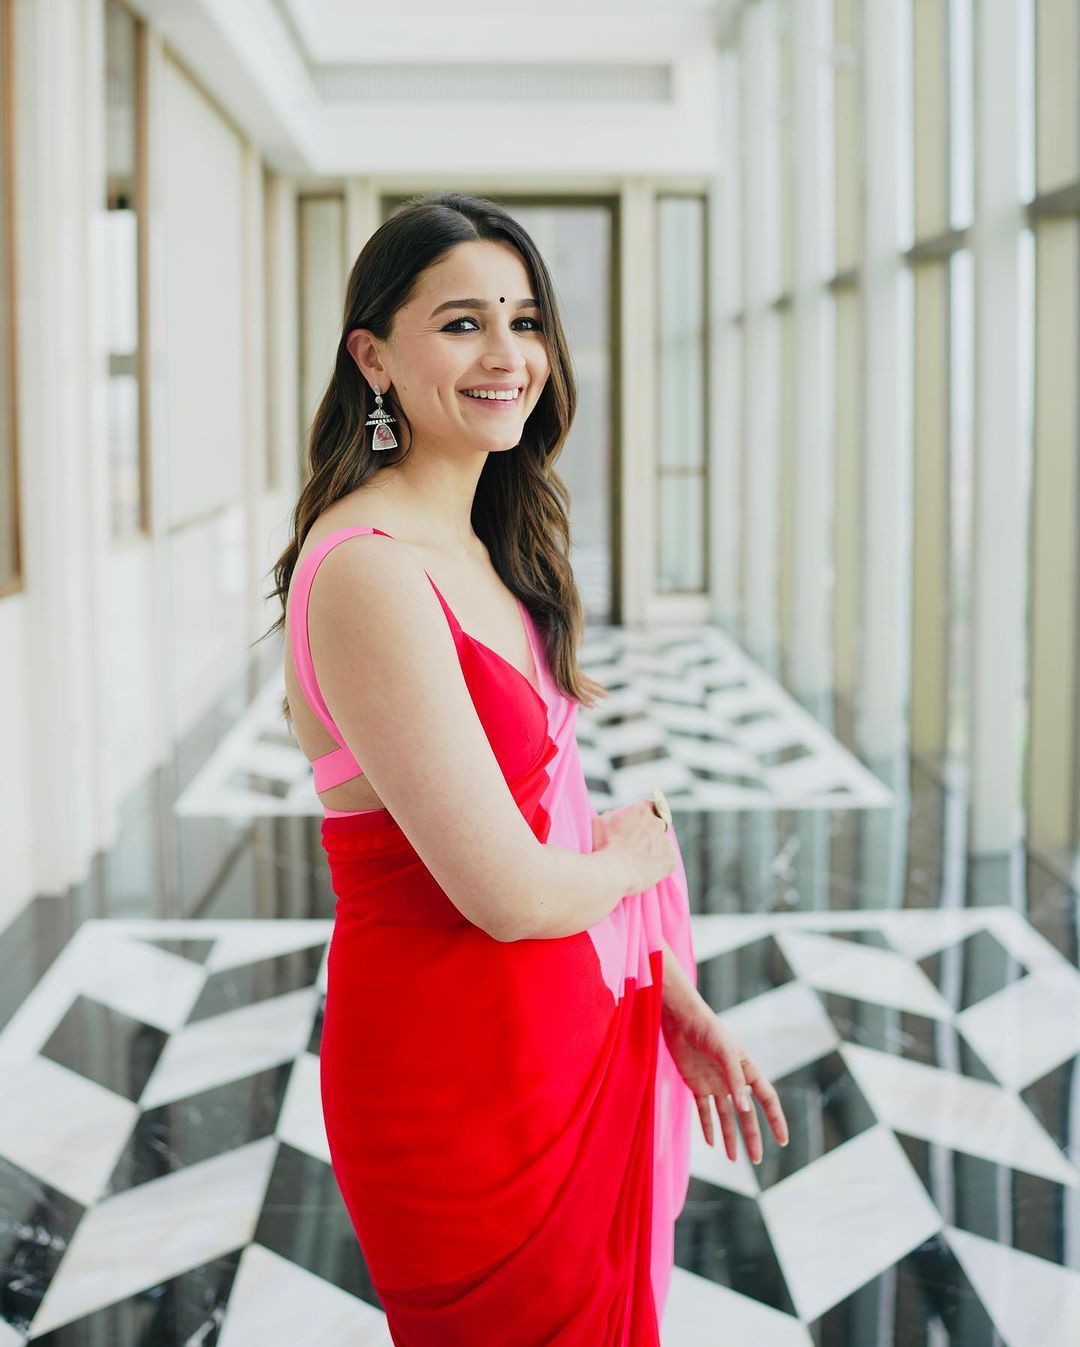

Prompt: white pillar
xmin=857 ymin=0 xmax=913 ymax=758
xmin=739 ymin=0 xmax=782 ymax=668
xmin=788 ymin=0 xmax=836 ymax=702
xmin=968 ymin=0 xmax=1026 ymax=855
xmin=14 ymin=0 xmax=116 ymax=890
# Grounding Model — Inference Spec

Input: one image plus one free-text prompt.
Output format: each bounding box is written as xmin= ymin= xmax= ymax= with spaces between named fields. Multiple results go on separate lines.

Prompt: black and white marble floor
xmin=175 ymin=628 xmax=894 ymax=819
xmin=1 ymin=638 xmax=1077 ymax=1345
xmin=1 ymin=907 xmax=1077 ymax=1344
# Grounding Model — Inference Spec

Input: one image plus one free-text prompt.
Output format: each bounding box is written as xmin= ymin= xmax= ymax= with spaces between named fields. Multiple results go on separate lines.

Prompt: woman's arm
xmin=659 ymin=937 xmax=703 ymax=1022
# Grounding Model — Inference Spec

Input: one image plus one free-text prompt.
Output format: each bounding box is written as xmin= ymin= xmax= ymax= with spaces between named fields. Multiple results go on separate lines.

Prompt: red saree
xmin=317 ymin=565 xmax=697 ymax=1345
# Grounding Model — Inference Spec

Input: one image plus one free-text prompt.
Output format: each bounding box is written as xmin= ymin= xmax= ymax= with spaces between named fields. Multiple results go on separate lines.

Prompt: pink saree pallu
xmin=317 ymin=578 xmax=697 ymax=1345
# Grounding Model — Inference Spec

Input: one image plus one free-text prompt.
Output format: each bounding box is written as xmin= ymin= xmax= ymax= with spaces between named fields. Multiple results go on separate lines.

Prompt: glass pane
xmin=833 ymin=283 xmax=862 ymax=699
xmin=947 ymin=249 xmax=973 ymax=766
xmin=657 ymin=195 xmax=706 ymax=471
xmin=834 ymin=0 xmax=862 ymax=272
xmin=911 ymin=260 xmax=949 ymax=763
xmin=1036 ymin=0 xmax=1080 ymax=193
xmin=0 ymin=0 xmax=16 ymax=587
xmin=947 ymin=0 xmax=973 ymax=228
xmin=105 ymin=0 xmax=144 ymax=538
xmin=913 ymin=0 xmax=949 ymax=240
xmin=508 ymin=204 xmax=614 ymax=620
xmin=657 ymin=473 xmax=706 ymax=593
xmin=779 ymin=15 xmax=795 ymax=295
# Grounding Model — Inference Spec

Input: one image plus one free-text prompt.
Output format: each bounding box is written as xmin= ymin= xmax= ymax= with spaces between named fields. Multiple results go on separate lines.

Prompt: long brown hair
xmin=265 ymin=191 xmax=608 ymax=713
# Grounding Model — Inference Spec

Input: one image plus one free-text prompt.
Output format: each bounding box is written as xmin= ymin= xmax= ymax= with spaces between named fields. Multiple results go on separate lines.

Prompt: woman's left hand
xmin=660 ymin=999 xmax=790 ymax=1164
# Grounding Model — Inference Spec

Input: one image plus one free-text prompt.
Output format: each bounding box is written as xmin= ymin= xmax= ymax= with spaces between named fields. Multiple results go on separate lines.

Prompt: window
xmin=656 ymin=193 xmax=708 ymax=594
xmin=104 ymin=0 xmax=147 ymax=538
xmin=0 ymin=0 xmax=19 ymax=592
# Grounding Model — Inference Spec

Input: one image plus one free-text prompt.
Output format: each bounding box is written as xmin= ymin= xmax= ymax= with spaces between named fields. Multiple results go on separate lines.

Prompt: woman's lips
xmin=458 ymin=390 xmax=523 ymax=410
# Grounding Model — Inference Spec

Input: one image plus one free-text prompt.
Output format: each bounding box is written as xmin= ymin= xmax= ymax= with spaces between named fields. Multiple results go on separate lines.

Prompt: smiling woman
xmin=263 ymin=192 xmax=703 ymax=1345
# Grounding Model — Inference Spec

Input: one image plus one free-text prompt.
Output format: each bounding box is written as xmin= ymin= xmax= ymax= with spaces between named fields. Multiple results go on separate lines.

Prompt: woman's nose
xmin=482 ymin=330 xmax=527 ymax=370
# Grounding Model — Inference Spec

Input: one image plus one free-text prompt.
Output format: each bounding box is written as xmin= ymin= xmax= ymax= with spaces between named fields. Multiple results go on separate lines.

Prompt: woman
xmin=269 ymin=192 xmax=788 ymax=1345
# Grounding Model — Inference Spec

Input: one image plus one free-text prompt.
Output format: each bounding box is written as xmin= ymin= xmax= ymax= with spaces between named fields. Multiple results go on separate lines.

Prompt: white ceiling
xmin=129 ymin=0 xmax=741 ymax=179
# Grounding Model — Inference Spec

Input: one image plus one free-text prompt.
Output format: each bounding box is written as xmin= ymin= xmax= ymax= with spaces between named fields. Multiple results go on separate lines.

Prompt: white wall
xmin=0 ymin=5 xmax=299 ymax=926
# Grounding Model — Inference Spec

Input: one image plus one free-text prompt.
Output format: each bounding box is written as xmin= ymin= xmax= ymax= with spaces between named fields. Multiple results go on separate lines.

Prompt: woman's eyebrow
xmin=428 ymin=297 xmax=541 ymax=318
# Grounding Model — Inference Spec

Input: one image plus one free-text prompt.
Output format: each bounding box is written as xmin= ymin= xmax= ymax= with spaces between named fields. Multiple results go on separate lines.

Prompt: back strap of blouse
xmin=289 ymin=525 xmax=460 ymax=750
xmin=289 ymin=527 xmax=395 ymax=748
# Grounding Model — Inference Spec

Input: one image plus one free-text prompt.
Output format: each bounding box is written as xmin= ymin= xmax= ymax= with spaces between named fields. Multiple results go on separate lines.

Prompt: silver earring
xmin=366 ymin=383 xmax=398 ymax=451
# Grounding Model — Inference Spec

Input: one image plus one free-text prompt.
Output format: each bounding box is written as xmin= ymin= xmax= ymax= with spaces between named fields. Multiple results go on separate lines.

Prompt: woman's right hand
xmin=590 ymin=798 xmax=679 ymax=897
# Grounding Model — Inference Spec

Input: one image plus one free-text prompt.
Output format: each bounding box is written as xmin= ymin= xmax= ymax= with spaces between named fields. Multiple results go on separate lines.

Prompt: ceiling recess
xmin=311 ymin=62 xmax=675 ymax=104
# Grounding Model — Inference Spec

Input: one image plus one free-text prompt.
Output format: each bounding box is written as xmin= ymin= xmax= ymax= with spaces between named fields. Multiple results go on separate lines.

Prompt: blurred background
xmin=0 ymin=1 xmax=1077 ymax=1344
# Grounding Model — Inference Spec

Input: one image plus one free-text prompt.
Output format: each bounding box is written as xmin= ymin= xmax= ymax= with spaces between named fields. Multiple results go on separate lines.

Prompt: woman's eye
xmin=441 ymin=316 xmax=542 ymax=332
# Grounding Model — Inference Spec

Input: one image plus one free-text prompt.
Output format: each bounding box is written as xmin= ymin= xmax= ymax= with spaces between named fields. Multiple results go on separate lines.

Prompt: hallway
xmin=1 ymin=0 xmax=1078 ymax=1343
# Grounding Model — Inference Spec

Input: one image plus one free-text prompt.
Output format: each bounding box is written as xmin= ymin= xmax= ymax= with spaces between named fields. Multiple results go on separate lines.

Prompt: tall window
xmin=0 ymin=0 xmax=19 ymax=592
xmin=656 ymin=193 xmax=708 ymax=593
xmin=104 ymin=0 xmax=147 ymax=538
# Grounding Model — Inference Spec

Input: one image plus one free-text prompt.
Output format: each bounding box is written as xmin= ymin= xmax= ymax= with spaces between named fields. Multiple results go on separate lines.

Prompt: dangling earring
xmin=366 ymin=382 xmax=398 ymax=451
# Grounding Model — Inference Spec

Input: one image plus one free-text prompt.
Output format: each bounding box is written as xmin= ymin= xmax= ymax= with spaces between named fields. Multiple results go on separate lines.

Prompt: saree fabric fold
xmin=317 ymin=578 xmax=697 ymax=1345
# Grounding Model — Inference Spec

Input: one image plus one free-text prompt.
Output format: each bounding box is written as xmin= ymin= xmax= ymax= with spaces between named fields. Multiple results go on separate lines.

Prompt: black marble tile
xmin=252 ymin=1142 xmax=382 ymax=1310
xmin=1021 ymin=1052 xmax=1079 ymax=1164
xmin=897 ymin=1133 xmax=1072 ymax=1266
xmin=755 ymin=1050 xmax=876 ymax=1191
xmin=759 ymin=742 xmax=814 ymax=767
xmin=186 ymin=943 xmax=326 ymax=1022
xmin=307 ymin=1002 xmax=325 ymax=1058
xmin=918 ymin=929 xmax=1029 ymax=1012
xmin=0 ymin=1156 xmax=84 ymax=1336
xmin=41 ymin=995 xmax=168 ymax=1103
xmin=673 ymin=1178 xmax=797 ymax=1315
xmin=687 ymin=767 xmax=767 ymax=791
xmin=104 ymin=1063 xmax=294 ymax=1195
xmin=27 ymin=1248 xmax=242 ymax=1345
xmin=818 ymin=992 xmax=999 ymax=1082
xmin=137 ymin=937 xmax=216 ymax=965
xmin=697 ymin=935 xmax=794 ymax=1014
xmin=809 ymin=1231 xmax=1003 ymax=1346
xmin=823 ymin=928 xmax=895 ymax=951
xmin=608 ymin=745 xmax=669 ymax=769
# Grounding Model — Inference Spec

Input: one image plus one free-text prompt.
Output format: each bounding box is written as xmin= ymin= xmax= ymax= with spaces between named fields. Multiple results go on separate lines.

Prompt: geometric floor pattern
xmin=1 ymin=906 xmax=1076 ymax=1344
xmin=175 ymin=627 xmax=894 ymax=819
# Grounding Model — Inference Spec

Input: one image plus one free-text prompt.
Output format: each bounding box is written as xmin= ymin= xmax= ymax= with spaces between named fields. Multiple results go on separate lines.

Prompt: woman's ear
xmin=345 ymin=329 xmax=383 ymax=385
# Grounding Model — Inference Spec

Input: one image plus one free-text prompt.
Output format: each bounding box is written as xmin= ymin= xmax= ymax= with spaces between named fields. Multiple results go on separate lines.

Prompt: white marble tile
xmin=946 ymin=1226 xmax=1080 ymax=1347
xmin=758 ymin=1125 xmax=943 ymax=1323
xmin=69 ymin=928 xmax=206 ymax=1032
xmin=218 ymin=1244 xmax=395 ymax=1347
xmin=139 ymin=987 xmax=318 ymax=1110
xmin=956 ymin=965 xmax=1080 ymax=1089
xmin=717 ymin=981 xmax=841 ymax=1083
xmin=842 ymin=1043 xmax=1079 ymax=1187
xmin=687 ymin=1114 xmax=760 ymax=1197
xmin=275 ymin=1051 xmax=330 ymax=1165
xmin=31 ymin=1137 xmax=278 ymax=1337
xmin=204 ymin=923 xmax=331 ymax=975
xmin=983 ymin=908 xmax=1075 ymax=973
xmin=0 ymin=1316 xmax=24 ymax=1347
xmin=876 ymin=909 xmax=993 ymax=962
xmin=689 ymin=914 xmax=776 ymax=964
xmin=0 ymin=1055 xmax=137 ymax=1206
xmin=662 ymin=1265 xmax=812 ymax=1346
xmin=777 ymin=929 xmax=955 ymax=1022
xmin=0 ymin=925 xmax=108 ymax=1067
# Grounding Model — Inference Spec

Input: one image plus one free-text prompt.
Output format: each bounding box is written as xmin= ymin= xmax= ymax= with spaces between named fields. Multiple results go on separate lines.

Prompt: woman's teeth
xmin=461 ymin=389 xmax=520 ymax=400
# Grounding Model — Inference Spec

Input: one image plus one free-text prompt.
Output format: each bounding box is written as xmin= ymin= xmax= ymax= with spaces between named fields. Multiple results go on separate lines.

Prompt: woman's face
xmin=352 ymin=239 xmax=551 ymax=455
